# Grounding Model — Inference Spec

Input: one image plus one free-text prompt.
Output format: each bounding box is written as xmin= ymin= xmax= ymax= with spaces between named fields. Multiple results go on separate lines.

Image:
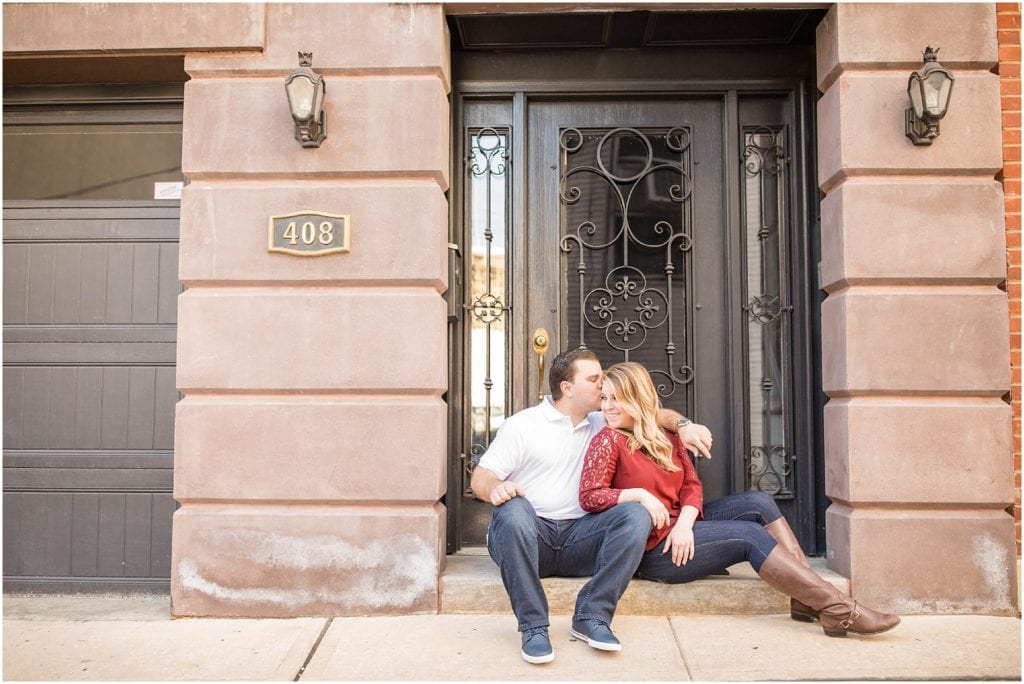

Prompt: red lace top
xmin=579 ymin=427 xmax=704 ymax=551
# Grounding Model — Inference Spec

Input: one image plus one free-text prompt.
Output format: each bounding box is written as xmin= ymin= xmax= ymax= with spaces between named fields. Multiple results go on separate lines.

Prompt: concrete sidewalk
xmin=3 ymin=595 xmax=1021 ymax=681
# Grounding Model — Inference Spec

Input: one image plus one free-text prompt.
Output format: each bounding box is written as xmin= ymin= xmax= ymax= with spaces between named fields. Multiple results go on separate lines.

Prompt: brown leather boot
xmin=764 ymin=517 xmax=817 ymax=622
xmin=758 ymin=547 xmax=900 ymax=637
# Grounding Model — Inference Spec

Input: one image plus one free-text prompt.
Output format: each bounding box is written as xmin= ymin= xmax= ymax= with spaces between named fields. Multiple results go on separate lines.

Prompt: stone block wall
xmin=2 ymin=3 xmax=265 ymax=52
xmin=816 ymin=3 xmax=1018 ymax=614
xmin=170 ymin=3 xmax=451 ymax=617
xmin=5 ymin=0 xmax=1018 ymax=618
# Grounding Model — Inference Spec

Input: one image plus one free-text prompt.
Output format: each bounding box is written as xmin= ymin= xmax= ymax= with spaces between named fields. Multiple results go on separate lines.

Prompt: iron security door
xmin=453 ymin=98 xmax=732 ymax=547
xmin=447 ymin=14 xmax=826 ymax=554
xmin=529 ymin=98 xmax=731 ymax=495
xmin=450 ymin=86 xmax=820 ymax=553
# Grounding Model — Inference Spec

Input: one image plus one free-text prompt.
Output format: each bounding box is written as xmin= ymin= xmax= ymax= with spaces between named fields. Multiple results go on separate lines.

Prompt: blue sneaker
xmin=520 ymin=627 xmax=554 ymax=664
xmin=570 ymin=618 xmax=622 ymax=651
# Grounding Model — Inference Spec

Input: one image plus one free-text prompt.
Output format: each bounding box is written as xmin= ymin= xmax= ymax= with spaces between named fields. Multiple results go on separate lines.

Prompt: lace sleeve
xmin=579 ymin=429 xmax=624 ymax=512
xmin=674 ymin=434 xmax=705 ymax=518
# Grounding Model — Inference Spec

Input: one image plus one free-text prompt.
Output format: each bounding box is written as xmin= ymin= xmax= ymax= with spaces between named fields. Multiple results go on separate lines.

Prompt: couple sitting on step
xmin=471 ymin=349 xmax=900 ymax=665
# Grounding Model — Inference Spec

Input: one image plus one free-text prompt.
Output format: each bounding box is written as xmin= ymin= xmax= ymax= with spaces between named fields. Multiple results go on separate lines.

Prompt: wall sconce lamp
xmin=906 ymin=46 xmax=955 ymax=146
xmin=284 ymin=51 xmax=326 ymax=148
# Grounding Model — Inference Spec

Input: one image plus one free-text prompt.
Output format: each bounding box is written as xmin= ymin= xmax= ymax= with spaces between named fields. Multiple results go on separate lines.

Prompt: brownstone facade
xmin=3 ymin=2 xmax=1019 ymax=617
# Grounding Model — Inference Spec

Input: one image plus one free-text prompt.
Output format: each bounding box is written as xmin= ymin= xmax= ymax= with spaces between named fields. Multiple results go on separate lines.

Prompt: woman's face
xmin=601 ymin=383 xmax=635 ymax=430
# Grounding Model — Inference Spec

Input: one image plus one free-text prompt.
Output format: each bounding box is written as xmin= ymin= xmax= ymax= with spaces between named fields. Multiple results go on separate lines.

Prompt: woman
xmin=579 ymin=362 xmax=899 ymax=638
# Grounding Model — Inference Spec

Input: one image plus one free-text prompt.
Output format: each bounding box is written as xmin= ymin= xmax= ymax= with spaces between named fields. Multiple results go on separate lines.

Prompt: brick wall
xmin=997 ymin=3 xmax=1021 ymax=556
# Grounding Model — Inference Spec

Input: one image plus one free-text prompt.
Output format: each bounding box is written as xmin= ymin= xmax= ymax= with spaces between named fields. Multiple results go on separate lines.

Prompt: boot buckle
xmin=839 ymin=604 xmax=862 ymax=630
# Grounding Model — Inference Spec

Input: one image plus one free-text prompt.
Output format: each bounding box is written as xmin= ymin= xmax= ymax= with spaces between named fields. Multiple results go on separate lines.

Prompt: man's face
xmin=563 ymin=358 xmax=604 ymax=411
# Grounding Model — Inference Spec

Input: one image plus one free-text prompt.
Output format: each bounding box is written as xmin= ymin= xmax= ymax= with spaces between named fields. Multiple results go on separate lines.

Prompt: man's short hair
xmin=549 ymin=348 xmax=600 ymax=400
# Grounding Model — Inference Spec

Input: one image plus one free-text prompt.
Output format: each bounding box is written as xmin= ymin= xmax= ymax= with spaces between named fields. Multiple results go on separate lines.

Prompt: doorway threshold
xmin=452 ymin=546 xmax=489 ymax=556
xmin=441 ymin=553 xmax=846 ymax=616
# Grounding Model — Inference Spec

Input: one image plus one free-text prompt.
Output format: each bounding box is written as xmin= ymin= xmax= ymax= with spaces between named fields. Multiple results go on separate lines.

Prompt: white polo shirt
xmin=477 ymin=397 xmax=606 ymax=520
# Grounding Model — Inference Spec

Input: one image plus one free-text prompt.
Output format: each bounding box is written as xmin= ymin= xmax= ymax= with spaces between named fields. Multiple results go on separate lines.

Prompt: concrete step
xmin=441 ymin=549 xmax=849 ymax=616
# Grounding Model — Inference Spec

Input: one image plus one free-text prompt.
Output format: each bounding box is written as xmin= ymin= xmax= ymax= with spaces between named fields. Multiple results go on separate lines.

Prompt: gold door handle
xmin=532 ymin=328 xmax=550 ymax=400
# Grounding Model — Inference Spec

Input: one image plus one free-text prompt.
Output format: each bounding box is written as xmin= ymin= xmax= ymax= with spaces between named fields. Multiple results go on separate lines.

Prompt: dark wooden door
xmin=445 ymin=5 xmax=829 ymax=554
xmin=526 ymin=99 xmax=732 ymax=500
xmin=452 ymin=97 xmax=735 ymax=547
xmin=448 ymin=66 xmax=822 ymax=555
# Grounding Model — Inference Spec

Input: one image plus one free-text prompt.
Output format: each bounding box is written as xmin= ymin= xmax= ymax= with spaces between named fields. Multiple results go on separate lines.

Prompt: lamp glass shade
xmin=907 ymin=58 xmax=954 ymax=121
xmin=908 ymin=74 xmax=925 ymax=118
xmin=923 ymin=70 xmax=953 ymax=117
xmin=285 ymin=72 xmax=323 ymax=123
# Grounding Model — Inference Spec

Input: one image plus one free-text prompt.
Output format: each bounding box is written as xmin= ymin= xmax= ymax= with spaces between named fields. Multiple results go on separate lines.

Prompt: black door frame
xmin=446 ymin=47 xmax=825 ymax=555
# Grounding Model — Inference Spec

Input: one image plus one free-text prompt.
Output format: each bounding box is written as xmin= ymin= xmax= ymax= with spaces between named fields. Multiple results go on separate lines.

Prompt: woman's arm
xmin=663 ymin=505 xmax=701 ymax=566
xmin=673 ymin=434 xmax=705 ymax=517
xmin=578 ymin=430 xmax=625 ymax=512
xmin=580 ymin=429 xmax=670 ymax=529
xmin=659 ymin=436 xmax=705 ymax=565
xmin=617 ymin=487 xmax=670 ymax=529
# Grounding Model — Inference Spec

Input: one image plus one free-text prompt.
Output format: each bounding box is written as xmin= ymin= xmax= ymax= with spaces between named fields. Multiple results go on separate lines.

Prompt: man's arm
xmin=657 ymin=408 xmax=714 ymax=459
xmin=657 ymin=407 xmax=685 ymax=431
xmin=470 ymin=465 xmax=524 ymax=506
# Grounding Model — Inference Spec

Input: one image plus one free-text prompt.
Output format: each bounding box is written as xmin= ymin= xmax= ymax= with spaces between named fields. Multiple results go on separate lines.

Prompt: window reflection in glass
xmin=4 ymin=122 xmax=183 ymax=201
xmin=466 ymin=129 xmax=509 ymax=465
xmin=742 ymin=127 xmax=793 ymax=498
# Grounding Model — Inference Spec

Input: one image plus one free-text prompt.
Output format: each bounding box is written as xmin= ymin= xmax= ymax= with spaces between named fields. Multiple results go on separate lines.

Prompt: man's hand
xmin=470 ymin=465 xmax=524 ymax=505
xmin=489 ymin=480 xmax=523 ymax=506
xmin=657 ymin=408 xmax=713 ymax=459
xmin=679 ymin=422 xmax=713 ymax=460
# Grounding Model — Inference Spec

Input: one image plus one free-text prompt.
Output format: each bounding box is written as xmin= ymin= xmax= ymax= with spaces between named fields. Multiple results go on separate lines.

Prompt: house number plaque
xmin=268 ymin=211 xmax=350 ymax=256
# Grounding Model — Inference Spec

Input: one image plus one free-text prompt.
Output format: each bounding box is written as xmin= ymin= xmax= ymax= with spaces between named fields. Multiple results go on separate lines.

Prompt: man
xmin=471 ymin=349 xmax=713 ymax=664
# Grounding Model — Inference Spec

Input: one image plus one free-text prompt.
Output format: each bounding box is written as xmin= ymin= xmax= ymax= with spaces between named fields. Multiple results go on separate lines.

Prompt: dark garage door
xmin=3 ymin=86 xmax=183 ymax=592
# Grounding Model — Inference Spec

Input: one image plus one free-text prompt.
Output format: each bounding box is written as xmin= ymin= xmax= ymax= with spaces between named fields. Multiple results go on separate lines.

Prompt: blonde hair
xmin=603 ymin=362 xmax=679 ymax=472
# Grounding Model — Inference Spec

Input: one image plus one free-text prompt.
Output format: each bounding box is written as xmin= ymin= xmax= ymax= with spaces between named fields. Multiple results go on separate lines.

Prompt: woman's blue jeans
xmin=637 ymin=490 xmax=783 ymax=584
xmin=487 ymin=496 xmax=651 ymax=632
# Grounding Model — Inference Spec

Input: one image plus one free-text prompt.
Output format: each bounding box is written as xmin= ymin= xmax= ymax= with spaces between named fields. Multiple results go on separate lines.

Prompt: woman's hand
xmin=663 ymin=520 xmax=696 ymax=566
xmin=639 ymin=492 xmax=670 ymax=529
xmin=620 ymin=488 xmax=669 ymax=529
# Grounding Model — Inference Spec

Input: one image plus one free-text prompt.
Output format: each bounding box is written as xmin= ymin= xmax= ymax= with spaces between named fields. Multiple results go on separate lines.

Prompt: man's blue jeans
xmin=486 ymin=496 xmax=651 ymax=632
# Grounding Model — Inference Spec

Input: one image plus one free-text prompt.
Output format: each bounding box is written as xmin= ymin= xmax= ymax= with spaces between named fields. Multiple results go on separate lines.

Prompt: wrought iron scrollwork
xmin=743 ymin=126 xmax=786 ymax=176
xmin=584 ymin=266 xmax=668 ymax=350
xmin=469 ymin=127 xmax=509 ymax=178
xmin=560 ymin=126 xmax=695 ymax=399
xmin=745 ymin=293 xmax=787 ymax=325
xmin=741 ymin=125 xmax=795 ymax=499
xmin=464 ymin=446 xmax=485 ymax=497
xmin=748 ymin=445 xmax=793 ymax=497
xmin=470 ymin=293 xmax=505 ymax=324
xmin=462 ymin=128 xmax=511 ymax=496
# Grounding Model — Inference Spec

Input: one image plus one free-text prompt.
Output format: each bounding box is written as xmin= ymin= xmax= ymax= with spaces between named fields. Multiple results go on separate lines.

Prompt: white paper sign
xmin=154 ymin=182 xmax=183 ymax=200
